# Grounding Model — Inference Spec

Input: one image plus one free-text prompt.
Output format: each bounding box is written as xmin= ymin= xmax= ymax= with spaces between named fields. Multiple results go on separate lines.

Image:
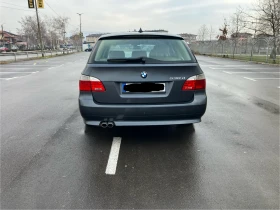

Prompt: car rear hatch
xmin=81 ymin=34 xmax=205 ymax=105
xmin=83 ymin=64 xmax=204 ymax=104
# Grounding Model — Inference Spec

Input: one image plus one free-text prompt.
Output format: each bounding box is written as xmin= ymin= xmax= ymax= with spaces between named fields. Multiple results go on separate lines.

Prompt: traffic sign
xmin=28 ymin=0 xmax=35 ymax=8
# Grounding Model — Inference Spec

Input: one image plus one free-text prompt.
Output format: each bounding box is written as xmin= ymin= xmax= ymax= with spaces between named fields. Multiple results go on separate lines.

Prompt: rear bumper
xmin=79 ymin=92 xmax=207 ymax=126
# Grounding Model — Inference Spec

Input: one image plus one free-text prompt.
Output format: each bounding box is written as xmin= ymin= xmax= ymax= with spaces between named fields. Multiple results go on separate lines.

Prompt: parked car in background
xmin=11 ymin=45 xmax=18 ymax=52
xmin=0 ymin=46 xmax=9 ymax=52
xmin=85 ymin=48 xmax=92 ymax=52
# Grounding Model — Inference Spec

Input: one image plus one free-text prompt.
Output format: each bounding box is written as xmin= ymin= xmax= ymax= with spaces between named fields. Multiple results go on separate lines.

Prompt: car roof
xmin=99 ymin=32 xmax=183 ymax=40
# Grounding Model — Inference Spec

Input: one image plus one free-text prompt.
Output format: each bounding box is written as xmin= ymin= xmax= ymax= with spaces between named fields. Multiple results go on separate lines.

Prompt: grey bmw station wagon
xmin=79 ymin=32 xmax=207 ymax=128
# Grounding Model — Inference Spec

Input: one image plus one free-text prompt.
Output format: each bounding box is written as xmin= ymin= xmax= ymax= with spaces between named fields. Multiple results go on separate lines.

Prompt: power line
xmin=44 ymin=0 xmax=61 ymax=18
xmin=0 ymin=5 xmax=35 ymax=12
xmin=1 ymin=2 xmax=27 ymax=8
xmin=44 ymin=0 xmax=78 ymax=29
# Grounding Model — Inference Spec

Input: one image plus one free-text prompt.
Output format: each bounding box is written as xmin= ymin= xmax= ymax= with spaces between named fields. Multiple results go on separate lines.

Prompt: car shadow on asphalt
xmin=84 ymin=124 xmax=196 ymax=142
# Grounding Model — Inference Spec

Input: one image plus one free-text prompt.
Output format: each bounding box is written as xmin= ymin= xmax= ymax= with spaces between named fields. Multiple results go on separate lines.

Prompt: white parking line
xmin=244 ymin=77 xmax=280 ymax=81
xmin=223 ymin=71 xmax=280 ymax=74
xmin=250 ymin=78 xmax=280 ymax=80
xmin=1 ymin=65 xmax=58 ymax=67
xmin=244 ymin=77 xmax=257 ymax=82
xmin=5 ymin=77 xmax=18 ymax=80
xmin=48 ymin=64 xmax=64 ymax=69
xmin=210 ymin=67 xmax=269 ymax=70
xmin=223 ymin=65 xmax=256 ymax=67
xmin=0 ymin=71 xmax=38 ymax=74
xmin=105 ymin=137 xmax=122 ymax=175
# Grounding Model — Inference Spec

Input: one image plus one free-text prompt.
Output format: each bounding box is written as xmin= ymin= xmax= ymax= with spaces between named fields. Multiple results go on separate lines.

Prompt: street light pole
xmin=77 ymin=13 xmax=83 ymax=51
xmin=34 ymin=0 xmax=44 ymax=57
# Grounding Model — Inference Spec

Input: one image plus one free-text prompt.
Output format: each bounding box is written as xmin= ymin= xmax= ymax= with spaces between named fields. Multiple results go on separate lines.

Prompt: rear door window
xmin=89 ymin=38 xmax=196 ymax=64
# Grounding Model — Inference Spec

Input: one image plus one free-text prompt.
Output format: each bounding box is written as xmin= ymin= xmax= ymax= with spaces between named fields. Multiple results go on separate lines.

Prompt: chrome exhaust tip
xmin=107 ymin=122 xmax=114 ymax=128
xmin=100 ymin=122 xmax=108 ymax=128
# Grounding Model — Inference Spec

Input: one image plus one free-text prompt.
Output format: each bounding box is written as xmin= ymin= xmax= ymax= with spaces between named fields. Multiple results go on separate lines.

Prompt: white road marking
xmin=244 ymin=77 xmax=257 ymax=82
xmin=223 ymin=65 xmax=255 ymax=67
xmin=105 ymin=137 xmax=122 ymax=175
xmin=210 ymin=67 xmax=269 ymax=70
xmin=1 ymin=65 xmax=58 ymax=67
xmin=48 ymin=64 xmax=64 ymax=69
xmin=5 ymin=77 xmax=18 ymax=80
xmin=1 ymin=71 xmax=39 ymax=80
xmin=248 ymin=78 xmax=280 ymax=80
xmin=33 ymin=63 xmax=36 ymax=65
xmin=0 ymin=72 xmax=38 ymax=74
xmin=199 ymin=65 xmax=220 ymax=67
xmin=278 ymin=86 xmax=280 ymax=88
xmin=223 ymin=71 xmax=280 ymax=74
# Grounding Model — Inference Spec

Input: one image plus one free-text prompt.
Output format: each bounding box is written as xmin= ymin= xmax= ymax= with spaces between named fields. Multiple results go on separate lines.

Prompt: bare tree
xmin=230 ymin=9 xmax=246 ymax=58
xmin=218 ymin=19 xmax=229 ymax=54
xmin=17 ymin=15 xmax=69 ymax=50
xmin=209 ymin=25 xmax=214 ymax=41
xmin=242 ymin=0 xmax=279 ymax=61
xmin=70 ymin=28 xmax=80 ymax=50
xmin=17 ymin=16 xmax=47 ymax=49
xmin=198 ymin=24 xmax=209 ymax=41
xmin=219 ymin=19 xmax=229 ymax=41
xmin=257 ymin=0 xmax=279 ymax=60
xmin=53 ymin=17 xmax=69 ymax=45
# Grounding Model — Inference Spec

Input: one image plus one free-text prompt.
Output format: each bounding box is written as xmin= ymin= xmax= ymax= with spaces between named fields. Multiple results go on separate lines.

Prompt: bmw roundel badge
xmin=141 ymin=71 xmax=147 ymax=78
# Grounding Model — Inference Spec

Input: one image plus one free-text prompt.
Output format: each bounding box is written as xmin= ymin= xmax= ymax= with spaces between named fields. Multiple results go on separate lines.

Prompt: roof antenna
xmin=139 ymin=28 xmax=143 ymax=33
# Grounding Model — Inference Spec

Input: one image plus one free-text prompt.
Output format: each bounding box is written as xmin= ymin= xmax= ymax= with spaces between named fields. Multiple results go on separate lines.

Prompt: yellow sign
xmin=28 ymin=0 xmax=35 ymax=8
xmin=37 ymin=0 xmax=44 ymax=8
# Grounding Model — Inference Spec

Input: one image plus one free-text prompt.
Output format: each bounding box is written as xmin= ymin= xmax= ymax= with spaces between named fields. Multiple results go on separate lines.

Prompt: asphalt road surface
xmin=1 ymin=53 xmax=279 ymax=209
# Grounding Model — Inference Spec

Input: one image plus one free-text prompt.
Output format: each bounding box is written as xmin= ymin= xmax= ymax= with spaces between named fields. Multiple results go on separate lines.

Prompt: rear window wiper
xmin=107 ymin=57 xmax=147 ymax=64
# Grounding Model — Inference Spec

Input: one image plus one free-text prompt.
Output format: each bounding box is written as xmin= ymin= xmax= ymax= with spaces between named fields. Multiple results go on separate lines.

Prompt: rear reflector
xmin=182 ymin=74 xmax=206 ymax=90
xmin=79 ymin=75 xmax=106 ymax=92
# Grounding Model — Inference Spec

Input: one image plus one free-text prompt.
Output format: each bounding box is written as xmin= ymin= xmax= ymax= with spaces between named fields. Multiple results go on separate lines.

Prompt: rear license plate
xmin=122 ymin=83 xmax=165 ymax=93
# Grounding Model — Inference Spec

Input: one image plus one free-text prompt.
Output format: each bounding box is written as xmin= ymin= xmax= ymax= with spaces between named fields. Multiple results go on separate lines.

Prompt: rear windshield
xmin=88 ymin=38 xmax=196 ymax=64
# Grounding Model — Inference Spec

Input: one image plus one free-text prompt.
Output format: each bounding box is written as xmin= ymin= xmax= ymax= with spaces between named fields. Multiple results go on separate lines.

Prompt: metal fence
xmin=189 ymin=37 xmax=280 ymax=64
xmin=0 ymin=49 xmax=78 ymax=62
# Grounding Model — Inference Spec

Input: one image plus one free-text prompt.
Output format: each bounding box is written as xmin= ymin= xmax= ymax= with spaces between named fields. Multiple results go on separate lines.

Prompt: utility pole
xmin=77 ymin=13 xmax=83 ymax=51
xmin=34 ymin=0 xmax=44 ymax=57
xmin=1 ymin=24 xmax=4 ymax=46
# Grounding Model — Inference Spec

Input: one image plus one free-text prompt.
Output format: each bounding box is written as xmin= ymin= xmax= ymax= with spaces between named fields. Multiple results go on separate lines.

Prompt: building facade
xmin=179 ymin=33 xmax=197 ymax=43
xmin=86 ymin=34 xmax=106 ymax=43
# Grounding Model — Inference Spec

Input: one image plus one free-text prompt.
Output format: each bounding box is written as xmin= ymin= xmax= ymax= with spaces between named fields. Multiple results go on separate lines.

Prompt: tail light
xmin=182 ymin=74 xmax=206 ymax=90
xmin=79 ymin=75 xmax=106 ymax=92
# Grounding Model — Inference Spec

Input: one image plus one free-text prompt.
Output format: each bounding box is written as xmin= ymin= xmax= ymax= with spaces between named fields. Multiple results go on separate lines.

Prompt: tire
xmin=177 ymin=123 xmax=194 ymax=131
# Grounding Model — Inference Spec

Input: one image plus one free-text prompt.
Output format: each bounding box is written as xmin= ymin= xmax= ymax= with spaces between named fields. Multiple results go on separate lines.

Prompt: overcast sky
xmin=0 ymin=0 xmax=255 ymax=36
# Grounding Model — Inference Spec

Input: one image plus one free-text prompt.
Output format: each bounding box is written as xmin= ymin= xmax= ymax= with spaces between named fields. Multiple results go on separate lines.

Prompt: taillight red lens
xmin=79 ymin=80 xmax=91 ymax=91
xmin=195 ymin=79 xmax=206 ymax=90
xmin=79 ymin=75 xmax=106 ymax=92
xmin=182 ymin=74 xmax=206 ymax=90
xmin=90 ymin=81 xmax=106 ymax=92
